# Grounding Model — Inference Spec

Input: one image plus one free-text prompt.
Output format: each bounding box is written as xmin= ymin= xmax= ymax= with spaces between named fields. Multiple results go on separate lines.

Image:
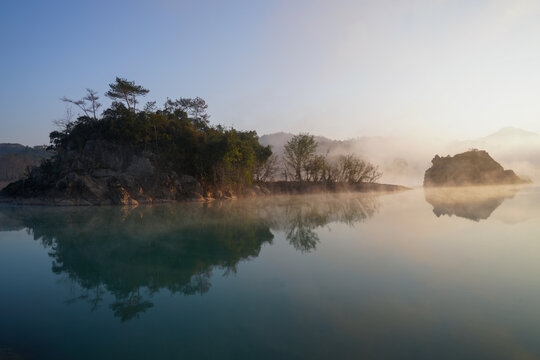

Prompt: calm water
xmin=1 ymin=186 xmax=540 ymax=359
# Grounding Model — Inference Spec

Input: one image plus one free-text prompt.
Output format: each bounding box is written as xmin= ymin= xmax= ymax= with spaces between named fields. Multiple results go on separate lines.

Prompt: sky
xmin=2 ymin=0 xmax=540 ymax=145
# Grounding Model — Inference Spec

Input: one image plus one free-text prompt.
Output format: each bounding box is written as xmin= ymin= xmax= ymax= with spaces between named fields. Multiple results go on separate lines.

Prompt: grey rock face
xmin=1 ymin=140 xmax=206 ymax=205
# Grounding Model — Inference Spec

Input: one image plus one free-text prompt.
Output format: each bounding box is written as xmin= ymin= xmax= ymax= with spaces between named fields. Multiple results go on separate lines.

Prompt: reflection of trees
xmin=0 ymin=204 xmax=274 ymax=321
xmin=110 ymin=290 xmax=154 ymax=322
xmin=262 ymin=195 xmax=379 ymax=252
xmin=424 ymin=186 xmax=520 ymax=221
xmin=0 ymin=193 xmax=380 ymax=320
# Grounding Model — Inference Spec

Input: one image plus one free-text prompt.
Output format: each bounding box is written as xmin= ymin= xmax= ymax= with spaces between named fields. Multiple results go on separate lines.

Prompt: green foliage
xmin=105 ymin=77 xmax=149 ymax=112
xmin=49 ymin=78 xmax=272 ymax=190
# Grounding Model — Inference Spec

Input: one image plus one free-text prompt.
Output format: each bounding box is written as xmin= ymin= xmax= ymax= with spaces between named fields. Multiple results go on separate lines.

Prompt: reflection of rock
xmin=0 ymin=193 xmax=380 ymax=320
xmin=424 ymin=186 xmax=520 ymax=221
xmin=424 ymin=150 xmax=529 ymax=187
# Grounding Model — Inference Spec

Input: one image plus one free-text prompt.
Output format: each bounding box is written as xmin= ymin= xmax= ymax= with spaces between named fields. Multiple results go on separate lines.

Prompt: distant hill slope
xmin=0 ymin=144 xmax=51 ymax=189
xmin=0 ymin=143 xmax=30 ymax=155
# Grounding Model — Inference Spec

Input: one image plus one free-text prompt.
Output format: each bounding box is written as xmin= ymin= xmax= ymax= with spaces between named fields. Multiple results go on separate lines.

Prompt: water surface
xmin=1 ymin=186 xmax=540 ymax=359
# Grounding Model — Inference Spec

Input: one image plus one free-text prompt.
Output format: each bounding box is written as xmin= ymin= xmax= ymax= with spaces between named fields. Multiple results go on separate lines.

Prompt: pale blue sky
xmin=2 ymin=0 xmax=540 ymax=145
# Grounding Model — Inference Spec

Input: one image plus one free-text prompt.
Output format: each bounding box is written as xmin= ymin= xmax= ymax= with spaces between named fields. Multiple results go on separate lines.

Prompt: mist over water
xmin=1 ymin=186 xmax=539 ymax=359
xmin=260 ymin=128 xmax=540 ymax=186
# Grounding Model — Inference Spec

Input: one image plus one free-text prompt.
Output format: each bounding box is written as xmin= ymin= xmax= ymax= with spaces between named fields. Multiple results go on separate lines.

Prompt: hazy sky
xmin=2 ymin=0 xmax=540 ymax=145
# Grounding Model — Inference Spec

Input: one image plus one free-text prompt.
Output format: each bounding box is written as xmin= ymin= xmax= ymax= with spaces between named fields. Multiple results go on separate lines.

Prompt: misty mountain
xmin=260 ymin=127 xmax=540 ymax=186
xmin=448 ymin=127 xmax=540 ymax=151
xmin=0 ymin=144 xmax=51 ymax=189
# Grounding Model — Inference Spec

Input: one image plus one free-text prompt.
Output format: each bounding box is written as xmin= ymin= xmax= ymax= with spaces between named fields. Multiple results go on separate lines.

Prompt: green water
xmin=1 ymin=186 xmax=540 ymax=359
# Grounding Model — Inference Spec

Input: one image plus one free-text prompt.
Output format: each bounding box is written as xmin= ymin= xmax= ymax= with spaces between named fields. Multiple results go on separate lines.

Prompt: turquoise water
xmin=1 ymin=186 xmax=540 ymax=359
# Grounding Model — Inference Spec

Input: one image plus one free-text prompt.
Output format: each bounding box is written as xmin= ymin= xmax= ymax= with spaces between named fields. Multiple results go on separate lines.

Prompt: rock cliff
xmin=0 ymin=140 xmax=212 ymax=205
xmin=424 ymin=150 xmax=529 ymax=187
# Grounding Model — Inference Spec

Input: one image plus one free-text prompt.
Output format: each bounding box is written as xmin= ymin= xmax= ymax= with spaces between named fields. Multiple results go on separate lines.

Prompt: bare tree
xmin=61 ymin=88 xmax=101 ymax=120
xmin=334 ymin=154 xmax=382 ymax=183
xmin=53 ymin=106 xmax=75 ymax=131
xmin=83 ymin=88 xmax=101 ymax=119
xmin=60 ymin=96 xmax=90 ymax=118
xmin=255 ymin=154 xmax=279 ymax=181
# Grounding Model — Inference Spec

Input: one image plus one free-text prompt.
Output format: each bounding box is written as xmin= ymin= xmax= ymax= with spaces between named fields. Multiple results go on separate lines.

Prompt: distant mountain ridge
xmin=0 ymin=143 xmax=33 ymax=155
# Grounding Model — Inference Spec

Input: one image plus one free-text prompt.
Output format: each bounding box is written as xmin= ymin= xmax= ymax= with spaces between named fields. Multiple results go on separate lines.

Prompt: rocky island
xmin=0 ymin=78 xmax=407 ymax=206
xmin=424 ymin=149 xmax=530 ymax=187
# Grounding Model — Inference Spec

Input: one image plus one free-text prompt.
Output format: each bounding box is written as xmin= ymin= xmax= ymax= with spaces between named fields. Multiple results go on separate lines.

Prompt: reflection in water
xmin=270 ymin=196 xmax=379 ymax=252
xmin=0 ymin=194 xmax=379 ymax=321
xmin=0 ymin=205 xmax=275 ymax=321
xmin=424 ymin=186 xmax=520 ymax=221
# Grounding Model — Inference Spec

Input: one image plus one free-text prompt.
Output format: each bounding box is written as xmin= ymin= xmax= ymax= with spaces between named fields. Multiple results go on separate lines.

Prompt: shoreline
xmin=0 ymin=181 xmax=411 ymax=207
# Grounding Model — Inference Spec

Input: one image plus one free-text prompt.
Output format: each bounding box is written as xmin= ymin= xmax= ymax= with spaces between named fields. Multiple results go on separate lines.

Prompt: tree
xmin=53 ymin=106 xmax=75 ymax=131
xmin=143 ymin=101 xmax=157 ymax=113
xmin=184 ymin=97 xmax=209 ymax=123
xmin=84 ymin=88 xmax=101 ymax=119
xmin=254 ymin=153 xmax=279 ymax=182
xmin=105 ymin=77 xmax=149 ymax=112
xmin=60 ymin=96 xmax=90 ymax=118
xmin=283 ymin=134 xmax=317 ymax=181
xmin=305 ymin=154 xmax=331 ymax=182
xmin=144 ymin=102 xmax=159 ymax=150
xmin=334 ymin=154 xmax=382 ymax=183
xmin=162 ymin=97 xmax=210 ymax=128
xmin=61 ymin=88 xmax=101 ymax=120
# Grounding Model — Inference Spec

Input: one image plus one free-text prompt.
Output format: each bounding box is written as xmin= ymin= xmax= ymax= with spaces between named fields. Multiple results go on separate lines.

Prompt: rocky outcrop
xmin=0 ymin=140 xmax=208 ymax=206
xmin=424 ymin=150 xmax=529 ymax=187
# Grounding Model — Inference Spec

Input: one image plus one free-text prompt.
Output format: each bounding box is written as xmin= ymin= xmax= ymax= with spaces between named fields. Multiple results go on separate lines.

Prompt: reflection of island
xmin=424 ymin=186 xmax=520 ymax=221
xmin=0 ymin=194 xmax=379 ymax=321
xmin=0 ymin=205 xmax=274 ymax=321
